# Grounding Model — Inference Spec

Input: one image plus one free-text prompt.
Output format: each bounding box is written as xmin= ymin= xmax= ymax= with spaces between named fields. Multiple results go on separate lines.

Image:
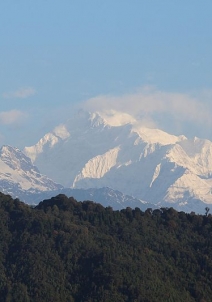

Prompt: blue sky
xmin=1 ymin=1 xmax=212 ymax=148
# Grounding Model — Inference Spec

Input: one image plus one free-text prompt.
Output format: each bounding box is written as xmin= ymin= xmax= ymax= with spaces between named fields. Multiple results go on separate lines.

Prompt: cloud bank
xmin=82 ymin=86 xmax=212 ymax=137
xmin=3 ymin=87 xmax=36 ymax=99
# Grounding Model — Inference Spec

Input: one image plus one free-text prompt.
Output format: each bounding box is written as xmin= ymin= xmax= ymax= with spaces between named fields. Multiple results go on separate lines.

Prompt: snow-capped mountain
xmin=0 ymin=145 xmax=62 ymax=199
xmin=23 ymin=110 xmax=212 ymax=213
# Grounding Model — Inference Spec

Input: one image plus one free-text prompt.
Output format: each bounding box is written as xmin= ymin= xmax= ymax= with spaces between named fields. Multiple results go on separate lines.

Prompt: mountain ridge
xmin=0 ymin=145 xmax=63 ymax=197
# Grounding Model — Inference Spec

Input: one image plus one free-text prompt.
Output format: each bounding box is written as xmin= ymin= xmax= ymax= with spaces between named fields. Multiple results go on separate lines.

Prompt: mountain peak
xmin=89 ymin=110 xmax=187 ymax=145
xmin=94 ymin=110 xmax=136 ymax=127
xmin=88 ymin=111 xmax=108 ymax=128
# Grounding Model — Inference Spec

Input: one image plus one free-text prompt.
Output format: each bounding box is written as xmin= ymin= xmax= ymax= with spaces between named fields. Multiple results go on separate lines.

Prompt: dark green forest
xmin=0 ymin=192 xmax=212 ymax=302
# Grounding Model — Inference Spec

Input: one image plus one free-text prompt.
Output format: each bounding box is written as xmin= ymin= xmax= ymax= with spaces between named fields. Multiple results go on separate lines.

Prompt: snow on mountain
xmin=0 ymin=145 xmax=62 ymax=199
xmin=24 ymin=109 xmax=212 ymax=213
xmin=74 ymin=147 xmax=120 ymax=183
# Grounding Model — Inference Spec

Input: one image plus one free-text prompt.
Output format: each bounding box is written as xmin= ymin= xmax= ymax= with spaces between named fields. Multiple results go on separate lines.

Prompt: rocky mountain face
xmin=23 ymin=110 xmax=212 ymax=213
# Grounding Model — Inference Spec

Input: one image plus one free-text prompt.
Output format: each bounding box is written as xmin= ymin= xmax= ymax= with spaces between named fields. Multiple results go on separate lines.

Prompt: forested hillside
xmin=0 ymin=192 xmax=212 ymax=302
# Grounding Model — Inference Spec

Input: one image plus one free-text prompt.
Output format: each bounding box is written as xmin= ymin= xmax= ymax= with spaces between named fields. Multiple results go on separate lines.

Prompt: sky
xmin=1 ymin=1 xmax=212 ymax=148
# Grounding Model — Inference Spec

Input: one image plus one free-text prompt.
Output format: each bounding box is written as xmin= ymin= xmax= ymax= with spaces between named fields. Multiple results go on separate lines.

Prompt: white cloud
xmin=83 ymin=86 xmax=212 ymax=128
xmin=3 ymin=87 xmax=36 ymax=99
xmin=0 ymin=110 xmax=28 ymax=126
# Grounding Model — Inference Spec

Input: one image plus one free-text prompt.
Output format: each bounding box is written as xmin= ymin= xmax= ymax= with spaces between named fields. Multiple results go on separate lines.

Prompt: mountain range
xmin=0 ymin=144 xmax=151 ymax=210
xmin=1 ymin=109 xmax=212 ymax=214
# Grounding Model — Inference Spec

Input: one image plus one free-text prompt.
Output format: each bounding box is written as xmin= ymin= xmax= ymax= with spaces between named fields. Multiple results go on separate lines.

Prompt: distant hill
xmin=22 ymin=186 xmax=155 ymax=211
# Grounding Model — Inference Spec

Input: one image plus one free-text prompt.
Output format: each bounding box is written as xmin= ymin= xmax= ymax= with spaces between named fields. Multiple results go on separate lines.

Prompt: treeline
xmin=0 ymin=192 xmax=212 ymax=301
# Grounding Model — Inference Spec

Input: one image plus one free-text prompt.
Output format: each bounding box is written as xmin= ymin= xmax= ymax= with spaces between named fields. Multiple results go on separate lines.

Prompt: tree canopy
xmin=0 ymin=192 xmax=212 ymax=301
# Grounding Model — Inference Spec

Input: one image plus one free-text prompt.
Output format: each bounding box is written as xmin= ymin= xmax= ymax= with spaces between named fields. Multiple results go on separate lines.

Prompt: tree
xmin=205 ymin=207 xmax=210 ymax=216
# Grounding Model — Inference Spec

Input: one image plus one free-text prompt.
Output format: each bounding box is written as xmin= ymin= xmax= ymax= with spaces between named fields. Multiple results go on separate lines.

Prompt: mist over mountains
xmin=1 ymin=110 xmax=212 ymax=213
